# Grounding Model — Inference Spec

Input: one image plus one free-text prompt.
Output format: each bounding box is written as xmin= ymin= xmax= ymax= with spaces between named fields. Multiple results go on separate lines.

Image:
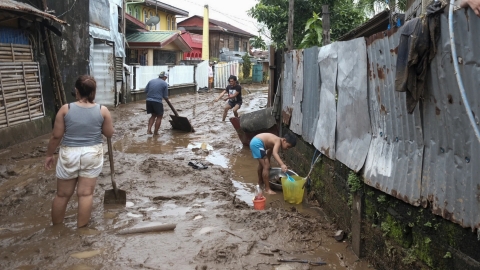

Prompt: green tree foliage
xmin=242 ymin=54 xmax=252 ymax=79
xmin=248 ymin=0 xmax=322 ymax=48
xmin=249 ymin=0 xmax=381 ymax=48
xmin=331 ymin=0 xmax=367 ymax=40
xmin=250 ymin=35 xmax=267 ymax=50
xmin=299 ymin=12 xmax=322 ymax=48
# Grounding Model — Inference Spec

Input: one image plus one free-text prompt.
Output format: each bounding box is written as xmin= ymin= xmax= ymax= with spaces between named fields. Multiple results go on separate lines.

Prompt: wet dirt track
xmin=0 ymin=85 xmax=373 ymax=270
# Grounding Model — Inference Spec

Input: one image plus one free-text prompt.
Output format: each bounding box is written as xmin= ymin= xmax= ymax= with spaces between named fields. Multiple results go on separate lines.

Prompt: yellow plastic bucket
xmin=281 ymin=175 xmax=306 ymax=204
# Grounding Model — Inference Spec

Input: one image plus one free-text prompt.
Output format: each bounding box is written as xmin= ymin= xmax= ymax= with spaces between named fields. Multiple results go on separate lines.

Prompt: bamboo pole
xmin=37 ymin=62 xmax=45 ymax=115
xmin=1 ymin=92 xmax=42 ymax=100
xmin=0 ymin=112 xmax=43 ymax=123
xmin=0 ymin=81 xmax=40 ymax=87
xmin=40 ymin=24 xmax=63 ymax=109
xmin=0 ymin=51 xmax=33 ymax=56
xmin=0 ymin=61 xmax=36 ymax=65
xmin=7 ymin=103 xmax=42 ymax=115
xmin=0 ymin=114 xmax=44 ymax=127
xmin=0 ymin=48 xmax=31 ymax=52
xmin=0 ymin=43 xmax=31 ymax=48
xmin=0 ymin=71 xmax=9 ymax=127
xmin=10 ymin=43 xmax=15 ymax=62
xmin=1 ymin=76 xmax=39 ymax=82
xmin=22 ymin=62 xmax=31 ymax=120
xmin=0 ymin=99 xmax=41 ymax=113
xmin=117 ymin=224 xmax=177 ymax=235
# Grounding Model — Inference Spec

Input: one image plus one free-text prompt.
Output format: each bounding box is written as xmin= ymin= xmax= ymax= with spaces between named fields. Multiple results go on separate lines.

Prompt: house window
xmin=134 ymin=8 xmax=139 ymax=20
xmin=171 ymin=17 xmax=175 ymax=30
xmin=127 ymin=7 xmax=132 ymax=15
xmin=153 ymin=50 xmax=176 ymax=65
xmin=143 ymin=9 xmax=148 ymax=23
xmin=243 ymin=42 xmax=247 ymax=52
xmin=167 ymin=16 xmax=172 ymax=30
xmin=234 ymin=38 xmax=239 ymax=51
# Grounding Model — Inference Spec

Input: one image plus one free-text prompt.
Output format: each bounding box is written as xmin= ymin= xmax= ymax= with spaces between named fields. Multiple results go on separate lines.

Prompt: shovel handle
xmin=165 ymin=98 xmax=179 ymax=117
xmin=107 ymin=137 xmax=119 ymax=198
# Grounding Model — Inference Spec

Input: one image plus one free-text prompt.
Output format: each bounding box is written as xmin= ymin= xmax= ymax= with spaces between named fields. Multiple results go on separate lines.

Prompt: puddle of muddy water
xmin=150 ymin=202 xmax=191 ymax=218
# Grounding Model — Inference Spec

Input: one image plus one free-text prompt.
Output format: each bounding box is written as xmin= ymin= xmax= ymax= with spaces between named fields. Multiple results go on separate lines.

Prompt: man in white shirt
xmin=208 ymin=62 xmax=214 ymax=90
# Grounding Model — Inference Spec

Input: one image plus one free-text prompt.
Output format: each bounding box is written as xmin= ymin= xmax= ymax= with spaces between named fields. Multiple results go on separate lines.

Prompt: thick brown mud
xmin=0 ymin=85 xmax=373 ymax=269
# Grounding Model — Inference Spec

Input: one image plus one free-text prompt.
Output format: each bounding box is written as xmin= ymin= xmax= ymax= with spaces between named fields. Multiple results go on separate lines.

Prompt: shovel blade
xmin=104 ymin=189 xmax=127 ymax=205
xmin=169 ymin=115 xmax=195 ymax=132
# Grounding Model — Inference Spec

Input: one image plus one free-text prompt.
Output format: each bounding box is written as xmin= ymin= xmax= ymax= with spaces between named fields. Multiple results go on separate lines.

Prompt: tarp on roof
xmin=89 ymin=0 xmax=125 ymax=57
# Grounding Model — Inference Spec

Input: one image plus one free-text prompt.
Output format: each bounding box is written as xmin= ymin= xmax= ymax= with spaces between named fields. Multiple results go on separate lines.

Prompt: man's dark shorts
xmin=146 ymin=101 xmax=164 ymax=115
xmin=228 ymin=101 xmax=242 ymax=108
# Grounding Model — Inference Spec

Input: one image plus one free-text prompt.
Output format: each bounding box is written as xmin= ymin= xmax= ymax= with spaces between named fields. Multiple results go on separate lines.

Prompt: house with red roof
xmin=180 ymin=31 xmax=203 ymax=61
xmin=177 ymin=15 xmax=255 ymax=60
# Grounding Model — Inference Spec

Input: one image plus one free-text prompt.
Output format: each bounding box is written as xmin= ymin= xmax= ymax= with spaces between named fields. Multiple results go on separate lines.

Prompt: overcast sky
xmin=160 ymin=0 xmax=261 ymax=37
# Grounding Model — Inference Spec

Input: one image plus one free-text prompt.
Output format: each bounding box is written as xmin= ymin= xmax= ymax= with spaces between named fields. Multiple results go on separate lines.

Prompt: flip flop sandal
xmin=188 ymin=161 xmax=199 ymax=169
xmin=195 ymin=162 xmax=208 ymax=170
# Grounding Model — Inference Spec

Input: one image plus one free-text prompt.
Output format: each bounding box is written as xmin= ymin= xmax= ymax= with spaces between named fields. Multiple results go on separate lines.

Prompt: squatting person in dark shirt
xmin=213 ymin=75 xmax=242 ymax=121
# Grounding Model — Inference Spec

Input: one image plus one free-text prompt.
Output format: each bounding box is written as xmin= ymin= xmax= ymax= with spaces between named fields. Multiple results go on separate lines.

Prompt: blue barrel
xmin=252 ymin=63 xmax=263 ymax=83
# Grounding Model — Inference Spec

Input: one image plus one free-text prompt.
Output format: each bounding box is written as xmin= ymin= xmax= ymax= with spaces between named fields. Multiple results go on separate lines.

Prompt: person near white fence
xmin=208 ymin=62 xmax=214 ymax=90
xmin=213 ymin=75 xmax=242 ymax=121
xmin=145 ymin=71 xmax=169 ymax=135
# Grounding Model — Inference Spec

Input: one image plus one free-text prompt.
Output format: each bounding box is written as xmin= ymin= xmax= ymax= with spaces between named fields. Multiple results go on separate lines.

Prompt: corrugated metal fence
xmin=214 ymin=61 xmax=240 ymax=89
xmin=282 ymin=10 xmax=480 ymax=230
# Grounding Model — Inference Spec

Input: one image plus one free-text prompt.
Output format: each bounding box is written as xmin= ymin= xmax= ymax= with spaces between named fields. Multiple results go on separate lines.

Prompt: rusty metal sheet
xmin=290 ymin=50 xmax=303 ymax=135
xmin=282 ymin=52 xmax=293 ymax=125
xmin=0 ymin=0 xmax=66 ymax=24
xmin=363 ymin=28 xmax=424 ymax=205
xmin=335 ymin=38 xmax=372 ymax=172
xmin=421 ymin=10 xmax=480 ymax=230
xmin=313 ymin=43 xmax=337 ymax=159
xmin=302 ymin=47 xmax=320 ymax=144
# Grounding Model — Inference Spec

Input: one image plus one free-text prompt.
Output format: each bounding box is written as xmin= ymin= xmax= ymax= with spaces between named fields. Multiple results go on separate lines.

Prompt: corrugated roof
xmin=127 ymin=31 xmax=192 ymax=52
xmin=127 ymin=31 xmax=179 ymax=43
xmin=178 ymin=15 xmax=255 ymax=37
xmin=144 ymin=0 xmax=188 ymax=17
xmin=209 ymin=17 xmax=255 ymax=37
xmin=0 ymin=0 xmax=65 ymax=24
xmin=125 ymin=13 xmax=146 ymax=30
xmin=337 ymin=9 xmax=391 ymax=41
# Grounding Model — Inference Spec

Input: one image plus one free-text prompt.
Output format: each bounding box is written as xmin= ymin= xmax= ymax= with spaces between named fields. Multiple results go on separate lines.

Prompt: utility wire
xmin=57 ymin=0 xmax=78 ymax=18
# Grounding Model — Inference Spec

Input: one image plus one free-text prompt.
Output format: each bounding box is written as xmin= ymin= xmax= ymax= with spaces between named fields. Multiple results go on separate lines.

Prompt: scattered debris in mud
xmin=0 ymin=86 xmax=372 ymax=269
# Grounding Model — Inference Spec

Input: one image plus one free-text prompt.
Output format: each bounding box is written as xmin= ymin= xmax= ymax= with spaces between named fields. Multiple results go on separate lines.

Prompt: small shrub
xmin=242 ymin=54 xmax=252 ymax=79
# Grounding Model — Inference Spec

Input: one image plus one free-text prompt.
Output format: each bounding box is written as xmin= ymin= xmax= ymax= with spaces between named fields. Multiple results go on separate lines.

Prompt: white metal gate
xmin=195 ymin=60 xmax=209 ymax=90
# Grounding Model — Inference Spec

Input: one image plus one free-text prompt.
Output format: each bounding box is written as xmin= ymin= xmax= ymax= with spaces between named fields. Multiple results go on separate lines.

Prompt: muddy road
xmin=0 ymin=85 xmax=372 ymax=269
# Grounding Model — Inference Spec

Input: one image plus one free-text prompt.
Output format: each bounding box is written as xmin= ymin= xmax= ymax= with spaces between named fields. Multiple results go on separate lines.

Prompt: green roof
xmin=126 ymin=31 xmax=179 ymax=43
xmin=126 ymin=31 xmax=192 ymax=52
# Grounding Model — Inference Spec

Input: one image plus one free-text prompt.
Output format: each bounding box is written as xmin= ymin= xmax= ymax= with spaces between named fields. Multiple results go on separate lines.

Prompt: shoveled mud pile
xmin=0 ymin=86 xmax=371 ymax=269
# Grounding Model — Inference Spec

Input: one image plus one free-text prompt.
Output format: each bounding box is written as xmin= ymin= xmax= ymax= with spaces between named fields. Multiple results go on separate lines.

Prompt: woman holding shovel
xmin=44 ymin=75 xmax=114 ymax=228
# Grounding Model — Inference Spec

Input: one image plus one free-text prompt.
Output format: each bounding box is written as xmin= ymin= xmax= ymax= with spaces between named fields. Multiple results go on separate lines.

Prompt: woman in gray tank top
xmin=44 ymin=75 xmax=114 ymax=228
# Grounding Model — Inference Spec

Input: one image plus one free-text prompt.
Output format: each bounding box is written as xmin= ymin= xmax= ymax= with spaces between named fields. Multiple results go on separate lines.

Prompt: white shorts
xmin=56 ymin=144 xmax=104 ymax=179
